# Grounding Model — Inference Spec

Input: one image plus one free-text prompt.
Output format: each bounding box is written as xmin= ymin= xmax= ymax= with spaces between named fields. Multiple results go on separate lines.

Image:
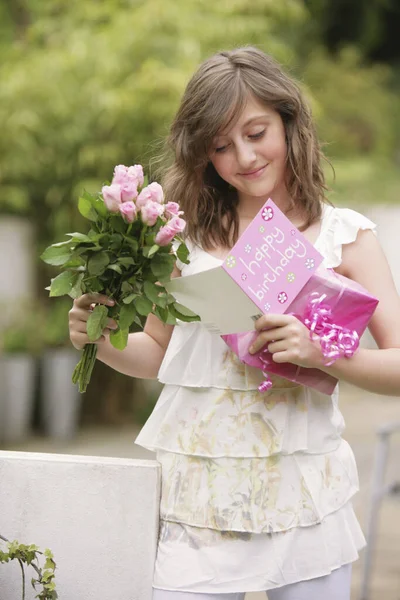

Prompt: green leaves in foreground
xmin=86 ymin=305 xmax=109 ymax=342
xmin=0 ymin=536 xmax=58 ymax=600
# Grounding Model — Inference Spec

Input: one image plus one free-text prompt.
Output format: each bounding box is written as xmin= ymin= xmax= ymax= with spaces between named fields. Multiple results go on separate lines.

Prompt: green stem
xmin=72 ymin=344 xmax=98 ymax=393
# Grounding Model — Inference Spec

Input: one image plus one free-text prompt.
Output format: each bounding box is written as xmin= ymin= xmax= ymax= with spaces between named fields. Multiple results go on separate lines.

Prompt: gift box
xmin=222 ymin=265 xmax=379 ymax=395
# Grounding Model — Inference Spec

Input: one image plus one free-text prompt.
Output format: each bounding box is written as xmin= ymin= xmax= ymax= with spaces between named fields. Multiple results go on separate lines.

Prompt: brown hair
xmin=159 ymin=46 xmax=329 ymax=250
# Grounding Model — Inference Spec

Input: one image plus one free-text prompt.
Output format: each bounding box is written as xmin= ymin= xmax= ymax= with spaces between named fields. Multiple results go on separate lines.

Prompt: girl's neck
xmin=236 ymin=187 xmax=294 ymax=221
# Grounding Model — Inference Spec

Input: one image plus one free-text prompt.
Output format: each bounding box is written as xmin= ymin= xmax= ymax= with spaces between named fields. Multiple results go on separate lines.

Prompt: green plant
xmin=0 ymin=534 xmax=58 ymax=599
xmin=1 ymin=305 xmax=44 ymax=355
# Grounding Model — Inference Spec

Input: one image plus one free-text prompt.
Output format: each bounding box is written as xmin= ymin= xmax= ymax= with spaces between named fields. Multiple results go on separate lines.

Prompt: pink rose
xmin=155 ymin=216 xmax=186 ymax=246
xmin=127 ymin=164 xmax=144 ymax=188
xmin=165 ymin=201 xmax=183 ymax=219
xmin=121 ymin=180 xmax=138 ymax=203
xmin=119 ymin=201 xmax=137 ymax=223
xmin=112 ymin=164 xmax=144 ymax=189
xmin=140 ymin=200 xmax=165 ymax=226
xmin=102 ymin=184 xmax=122 ymax=212
xmin=136 ymin=182 xmax=164 ymax=208
xmin=112 ymin=165 xmax=129 ymax=185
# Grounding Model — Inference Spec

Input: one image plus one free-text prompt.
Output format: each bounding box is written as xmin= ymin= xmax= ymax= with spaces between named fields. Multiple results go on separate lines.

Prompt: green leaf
xmin=85 ymin=190 xmax=109 ymax=218
xmin=143 ymin=280 xmax=161 ymax=304
xmin=109 ymin=233 xmax=123 ymax=250
xmin=148 ymin=244 xmax=160 ymax=258
xmin=62 ymin=257 xmax=85 ymax=269
xmin=66 ymin=232 xmax=92 ymax=243
xmin=49 ymin=271 xmax=78 ymax=297
xmin=68 ymin=272 xmax=85 ymax=299
xmin=122 ymin=293 xmax=137 ymax=304
xmin=142 ymin=244 xmax=159 ymax=258
xmin=86 ymin=279 xmax=103 ymax=293
xmin=78 ymin=194 xmax=97 ymax=222
xmin=176 ymin=242 xmax=190 ymax=265
xmin=169 ymin=302 xmax=201 ymax=322
xmin=107 ymin=264 xmax=123 ymax=274
xmin=126 ymin=237 xmax=139 ymax=253
xmin=87 ymin=252 xmax=110 ymax=275
xmin=110 ymin=327 xmax=129 ymax=350
xmin=86 ymin=305 xmax=108 ymax=341
xmin=134 ymin=295 xmax=153 ymax=316
xmin=41 ymin=244 xmax=73 ymax=266
xmin=155 ymin=306 xmax=177 ymax=325
xmin=150 ymin=253 xmax=175 ymax=280
xmin=121 ymin=281 xmax=133 ymax=293
xmin=109 ymin=216 xmax=127 ymax=233
xmin=119 ymin=303 xmax=137 ymax=330
xmin=118 ymin=257 xmax=135 ymax=267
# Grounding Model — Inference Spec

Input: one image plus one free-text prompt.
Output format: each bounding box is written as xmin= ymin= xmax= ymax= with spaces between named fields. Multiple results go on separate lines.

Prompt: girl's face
xmin=209 ymin=95 xmax=289 ymax=209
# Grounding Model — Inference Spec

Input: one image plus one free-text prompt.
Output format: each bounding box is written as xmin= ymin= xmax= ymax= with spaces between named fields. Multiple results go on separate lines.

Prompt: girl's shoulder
xmin=316 ymin=204 xmax=377 ymax=269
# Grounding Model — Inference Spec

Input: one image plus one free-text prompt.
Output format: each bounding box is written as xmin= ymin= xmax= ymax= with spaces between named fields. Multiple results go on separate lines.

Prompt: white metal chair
xmin=359 ymin=421 xmax=400 ymax=600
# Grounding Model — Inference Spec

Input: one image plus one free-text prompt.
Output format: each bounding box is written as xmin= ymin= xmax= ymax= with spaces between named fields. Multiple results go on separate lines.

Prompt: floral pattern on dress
xmin=157 ymin=438 xmax=358 ymax=534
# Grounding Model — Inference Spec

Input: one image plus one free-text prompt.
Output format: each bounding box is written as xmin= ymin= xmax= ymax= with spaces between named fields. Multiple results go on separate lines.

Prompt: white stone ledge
xmin=0 ymin=451 xmax=161 ymax=600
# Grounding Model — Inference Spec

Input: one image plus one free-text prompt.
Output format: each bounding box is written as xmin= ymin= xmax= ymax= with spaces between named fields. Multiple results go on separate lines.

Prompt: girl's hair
xmin=160 ymin=46 xmax=328 ymax=249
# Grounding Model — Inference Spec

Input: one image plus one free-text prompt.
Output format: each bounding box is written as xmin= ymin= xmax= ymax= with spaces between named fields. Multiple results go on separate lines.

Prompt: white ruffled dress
xmin=135 ymin=205 xmax=376 ymax=594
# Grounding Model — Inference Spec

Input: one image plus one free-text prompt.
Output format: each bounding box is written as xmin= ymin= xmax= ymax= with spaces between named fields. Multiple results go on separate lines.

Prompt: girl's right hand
xmin=68 ymin=293 xmax=118 ymax=350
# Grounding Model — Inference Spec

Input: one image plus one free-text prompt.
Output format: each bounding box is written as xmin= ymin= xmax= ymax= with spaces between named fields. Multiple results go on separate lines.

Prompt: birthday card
xmin=166 ymin=199 xmax=324 ymax=334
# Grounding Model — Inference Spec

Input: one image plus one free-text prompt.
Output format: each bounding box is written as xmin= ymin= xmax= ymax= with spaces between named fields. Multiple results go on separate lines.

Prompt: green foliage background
xmin=0 ymin=0 xmax=399 ymax=421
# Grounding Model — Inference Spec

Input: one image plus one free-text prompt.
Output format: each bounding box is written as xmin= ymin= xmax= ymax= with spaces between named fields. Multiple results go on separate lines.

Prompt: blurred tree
xmin=0 ymin=0 xmax=309 ymax=421
xmin=0 ymin=0 xmax=398 ymax=422
xmin=305 ymin=0 xmax=400 ymax=65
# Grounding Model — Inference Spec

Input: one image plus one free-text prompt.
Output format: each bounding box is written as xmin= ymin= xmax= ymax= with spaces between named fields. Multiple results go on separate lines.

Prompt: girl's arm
xmin=317 ymin=229 xmax=400 ymax=395
xmin=96 ymin=313 xmax=174 ymax=380
xmin=250 ymin=229 xmax=400 ymax=396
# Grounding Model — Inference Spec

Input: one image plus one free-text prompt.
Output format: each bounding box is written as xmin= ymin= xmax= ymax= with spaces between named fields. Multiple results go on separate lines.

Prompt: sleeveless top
xmin=135 ymin=205 xmax=376 ymax=594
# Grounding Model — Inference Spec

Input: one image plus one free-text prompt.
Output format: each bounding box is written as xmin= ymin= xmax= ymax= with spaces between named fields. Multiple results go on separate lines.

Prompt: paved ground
xmin=7 ymin=382 xmax=400 ymax=600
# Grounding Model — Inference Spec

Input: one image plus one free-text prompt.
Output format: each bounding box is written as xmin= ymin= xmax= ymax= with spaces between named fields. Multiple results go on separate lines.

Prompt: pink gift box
xmin=222 ymin=265 xmax=379 ymax=395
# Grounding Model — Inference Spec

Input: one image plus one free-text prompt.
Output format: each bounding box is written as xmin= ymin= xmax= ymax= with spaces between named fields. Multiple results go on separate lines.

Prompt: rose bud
xmin=136 ymin=182 xmax=164 ymax=208
xmin=119 ymin=201 xmax=137 ymax=223
xmin=141 ymin=200 xmax=165 ymax=226
xmin=102 ymin=183 xmax=122 ymax=212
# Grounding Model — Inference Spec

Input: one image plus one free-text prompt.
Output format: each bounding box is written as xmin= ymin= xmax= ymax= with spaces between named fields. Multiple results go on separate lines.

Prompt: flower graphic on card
xmin=261 ymin=206 xmax=274 ymax=222
xmin=259 ymin=225 xmax=265 ymax=233
xmin=278 ymin=291 xmax=288 ymax=304
xmin=264 ymin=302 xmax=271 ymax=312
xmin=305 ymin=258 xmax=315 ymax=270
xmin=244 ymin=244 xmax=252 ymax=253
xmin=287 ymin=272 xmax=295 ymax=283
xmin=241 ymin=273 xmax=247 ymax=281
xmin=226 ymin=255 xmax=236 ymax=268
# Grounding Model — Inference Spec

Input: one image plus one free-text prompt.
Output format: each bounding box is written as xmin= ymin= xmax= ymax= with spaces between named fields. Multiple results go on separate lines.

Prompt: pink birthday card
xmin=166 ymin=199 xmax=324 ymax=334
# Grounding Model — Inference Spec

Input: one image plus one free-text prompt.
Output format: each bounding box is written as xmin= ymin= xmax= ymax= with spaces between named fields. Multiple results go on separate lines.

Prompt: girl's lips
xmin=239 ymin=164 xmax=268 ymax=179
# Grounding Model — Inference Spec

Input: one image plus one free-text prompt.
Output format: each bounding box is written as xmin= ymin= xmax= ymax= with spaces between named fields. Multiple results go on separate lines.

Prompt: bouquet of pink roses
xmin=41 ymin=164 xmax=198 ymax=392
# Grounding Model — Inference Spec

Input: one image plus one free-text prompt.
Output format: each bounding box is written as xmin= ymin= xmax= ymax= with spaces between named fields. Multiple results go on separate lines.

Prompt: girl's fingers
xmin=254 ymin=313 xmax=294 ymax=331
xmin=249 ymin=326 xmax=289 ymax=354
xmin=75 ymin=293 xmax=115 ymax=310
xmin=266 ymin=340 xmax=288 ymax=354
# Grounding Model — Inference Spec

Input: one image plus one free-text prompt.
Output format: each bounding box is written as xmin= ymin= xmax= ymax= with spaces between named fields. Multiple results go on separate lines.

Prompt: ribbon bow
xmin=257 ymin=292 xmax=360 ymax=393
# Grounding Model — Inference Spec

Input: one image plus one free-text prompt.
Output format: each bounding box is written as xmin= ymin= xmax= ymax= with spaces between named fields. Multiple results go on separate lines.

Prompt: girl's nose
xmin=236 ymin=142 xmax=257 ymax=171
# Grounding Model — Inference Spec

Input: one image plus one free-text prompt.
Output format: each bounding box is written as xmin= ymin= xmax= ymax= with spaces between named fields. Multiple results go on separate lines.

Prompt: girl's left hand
xmin=249 ymin=314 xmax=324 ymax=369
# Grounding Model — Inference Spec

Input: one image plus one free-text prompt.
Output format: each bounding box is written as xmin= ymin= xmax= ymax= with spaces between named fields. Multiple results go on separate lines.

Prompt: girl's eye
xmin=249 ymin=130 xmax=265 ymax=140
xmin=214 ymin=144 xmax=229 ymax=154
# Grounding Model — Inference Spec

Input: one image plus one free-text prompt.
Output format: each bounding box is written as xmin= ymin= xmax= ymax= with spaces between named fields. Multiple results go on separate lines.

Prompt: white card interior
xmin=165 ymin=267 xmax=262 ymax=335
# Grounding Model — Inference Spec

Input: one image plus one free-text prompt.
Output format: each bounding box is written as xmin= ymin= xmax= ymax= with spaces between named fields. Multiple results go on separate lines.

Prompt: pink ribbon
xmin=303 ymin=292 xmax=359 ymax=365
xmin=257 ymin=291 xmax=360 ymax=393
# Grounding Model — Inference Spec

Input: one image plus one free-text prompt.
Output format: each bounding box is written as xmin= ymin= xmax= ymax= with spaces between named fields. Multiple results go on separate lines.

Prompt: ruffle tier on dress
xmin=135 ymin=205 xmax=376 ymax=593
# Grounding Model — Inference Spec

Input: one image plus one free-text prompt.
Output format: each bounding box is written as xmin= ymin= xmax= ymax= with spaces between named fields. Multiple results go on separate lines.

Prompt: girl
xmin=68 ymin=47 xmax=400 ymax=600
